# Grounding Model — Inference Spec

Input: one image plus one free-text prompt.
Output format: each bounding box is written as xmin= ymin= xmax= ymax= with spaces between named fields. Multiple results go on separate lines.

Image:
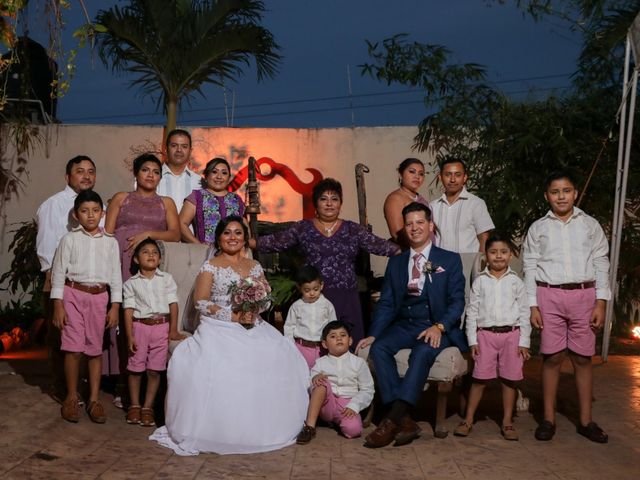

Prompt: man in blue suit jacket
xmin=356 ymin=202 xmax=467 ymax=448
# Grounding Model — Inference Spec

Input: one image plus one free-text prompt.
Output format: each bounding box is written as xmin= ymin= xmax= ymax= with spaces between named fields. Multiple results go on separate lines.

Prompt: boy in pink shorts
xmin=51 ymin=190 xmax=122 ymax=424
xmin=123 ymin=238 xmax=184 ymax=427
xmin=285 ymin=265 xmax=337 ymax=368
xmin=454 ymin=233 xmax=531 ymax=440
xmin=296 ymin=320 xmax=374 ymax=444
xmin=524 ymin=170 xmax=610 ymax=443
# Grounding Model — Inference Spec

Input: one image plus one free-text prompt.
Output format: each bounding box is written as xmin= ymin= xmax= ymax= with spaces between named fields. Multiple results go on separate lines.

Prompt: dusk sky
xmin=23 ymin=0 xmax=583 ymax=128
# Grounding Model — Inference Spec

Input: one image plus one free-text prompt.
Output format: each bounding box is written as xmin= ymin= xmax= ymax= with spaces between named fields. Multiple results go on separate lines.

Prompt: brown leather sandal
xmin=126 ymin=405 xmax=141 ymax=424
xmin=140 ymin=407 xmax=155 ymax=427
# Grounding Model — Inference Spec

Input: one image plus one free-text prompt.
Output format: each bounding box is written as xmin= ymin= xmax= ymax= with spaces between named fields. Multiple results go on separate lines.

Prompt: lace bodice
xmin=196 ymin=261 xmax=265 ymax=322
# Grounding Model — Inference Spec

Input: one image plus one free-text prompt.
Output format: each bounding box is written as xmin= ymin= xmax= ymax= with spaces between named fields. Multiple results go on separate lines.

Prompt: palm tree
xmin=95 ymin=0 xmax=280 ymax=133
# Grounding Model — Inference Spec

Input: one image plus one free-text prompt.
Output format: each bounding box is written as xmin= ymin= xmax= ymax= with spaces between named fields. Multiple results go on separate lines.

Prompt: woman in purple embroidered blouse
xmin=254 ymin=178 xmax=399 ymax=346
xmin=179 ymin=158 xmax=245 ymax=245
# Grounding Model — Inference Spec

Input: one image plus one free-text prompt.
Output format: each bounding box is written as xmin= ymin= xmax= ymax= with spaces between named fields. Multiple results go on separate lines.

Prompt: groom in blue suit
xmin=357 ymin=202 xmax=467 ymax=448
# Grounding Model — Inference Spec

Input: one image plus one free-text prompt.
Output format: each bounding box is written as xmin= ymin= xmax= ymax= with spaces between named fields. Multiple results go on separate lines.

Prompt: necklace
xmin=400 ymin=187 xmax=419 ymax=202
xmin=318 ymin=219 xmax=339 ymax=236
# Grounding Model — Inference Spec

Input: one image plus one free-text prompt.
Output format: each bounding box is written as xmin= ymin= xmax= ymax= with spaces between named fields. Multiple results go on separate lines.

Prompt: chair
xmin=156 ymin=241 xmax=209 ymax=352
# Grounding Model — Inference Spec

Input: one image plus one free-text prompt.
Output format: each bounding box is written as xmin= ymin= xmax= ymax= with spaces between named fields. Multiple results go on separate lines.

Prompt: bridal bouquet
xmin=228 ymin=277 xmax=273 ymax=328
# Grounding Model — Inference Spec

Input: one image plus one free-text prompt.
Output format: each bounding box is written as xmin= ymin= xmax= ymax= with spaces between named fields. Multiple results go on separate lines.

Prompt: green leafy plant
xmin=265 ymin=274 xmax=298 ymax=311
xmin=0 ymin=220 xmax=44 ymax=331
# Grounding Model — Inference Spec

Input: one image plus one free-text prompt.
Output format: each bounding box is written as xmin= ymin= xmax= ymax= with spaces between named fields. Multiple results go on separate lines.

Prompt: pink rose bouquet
xmin=227 ymin=277 xmax=273 ymax=328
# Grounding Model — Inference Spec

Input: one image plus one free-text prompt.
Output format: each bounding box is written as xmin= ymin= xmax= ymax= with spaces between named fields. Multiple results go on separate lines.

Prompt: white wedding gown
xmin=150 ymin=262 xmax=309 ymax=456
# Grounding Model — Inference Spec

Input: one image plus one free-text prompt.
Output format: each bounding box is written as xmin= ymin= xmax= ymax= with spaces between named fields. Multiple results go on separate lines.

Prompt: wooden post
xmin=246 ymin=156 xmax=260 ymax=253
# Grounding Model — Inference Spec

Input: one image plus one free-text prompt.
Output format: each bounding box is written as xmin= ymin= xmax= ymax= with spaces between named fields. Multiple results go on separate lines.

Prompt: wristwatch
xmin=435 ymin=323 xmax=445 ymax=333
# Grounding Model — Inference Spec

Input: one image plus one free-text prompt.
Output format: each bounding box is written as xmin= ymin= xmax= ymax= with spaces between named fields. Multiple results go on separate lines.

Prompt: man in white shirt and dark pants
xmin=36 ymin=155 xmax=97 ymax=402
xmin=157 ymin=129 xmax=201 ymax=214
xmin=430 ymin=158 xmax=494 ymax=253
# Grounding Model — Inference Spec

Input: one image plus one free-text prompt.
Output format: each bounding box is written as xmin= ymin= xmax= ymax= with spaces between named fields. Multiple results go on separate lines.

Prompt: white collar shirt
xmin=36 ymin=186 xmax=79 ymax=272
xmin=156 ymin=164 xmax=201 ymax=213
xmin=36 ymin=186 xmax=106 ymax=271
xmin=50 ymin=226 xmax=122 ymax=302
xmin=123 ymin=269 xmax=178 ymax=318
xmin=407 ymin=243 xmax=432 ymax=293
xmin=284 ymin=294 xmax=337 ymax=341
xmin=310 ymin=352 xmax=375 ymax=413
xmin=430 ymin=187 xmax=495 ymax=253
xmin=522 ymin=207 xmax=611 ymax=307
xmin=465 ymin=267 xmax=531 ymax=348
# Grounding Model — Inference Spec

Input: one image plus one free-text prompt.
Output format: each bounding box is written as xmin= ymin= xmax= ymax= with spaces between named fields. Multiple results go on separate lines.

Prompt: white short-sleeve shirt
xmin=430 ymin=187 xmax=495 ymax=253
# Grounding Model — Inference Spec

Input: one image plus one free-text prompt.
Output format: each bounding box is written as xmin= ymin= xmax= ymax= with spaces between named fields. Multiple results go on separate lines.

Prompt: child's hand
xmin=590 ymin=299 xmax=606 ymax=330
xmin=530 ymin=307 xmax=543 ymax=329
xmin=311 ymin=373 xmax=327 ymax=387
xmin=519 ymin=347 xmax=530 ymax=361
xmin=128 ymin=338 xmax=137 ymax=354
xmin=341 ymin=407 xmax=358 ymax=419
xmin=170 ymin=331 xmax=187 ymax=342
xmin=470 ymin=345 xmax=480 ymax=359
xmin=52 ymin=301 xmax=67 ymax=329
xmin=106 ymin=306 xmax=119 ymax=329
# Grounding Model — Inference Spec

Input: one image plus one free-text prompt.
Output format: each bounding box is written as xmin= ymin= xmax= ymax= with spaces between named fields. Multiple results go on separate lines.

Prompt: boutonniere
xmin=422 ymin=261 xmax=445 ymax=283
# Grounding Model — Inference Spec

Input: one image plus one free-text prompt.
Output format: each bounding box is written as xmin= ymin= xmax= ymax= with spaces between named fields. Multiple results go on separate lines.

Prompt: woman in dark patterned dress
xmin=178 ymin=158 xmax=245 ymax=246
xmin=253 ymin=178 xmax=399 ymax=346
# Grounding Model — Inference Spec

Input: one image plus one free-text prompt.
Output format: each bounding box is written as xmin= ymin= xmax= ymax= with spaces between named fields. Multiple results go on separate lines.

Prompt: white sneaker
xmin=112 ymin=395 xmax=123 ymax=409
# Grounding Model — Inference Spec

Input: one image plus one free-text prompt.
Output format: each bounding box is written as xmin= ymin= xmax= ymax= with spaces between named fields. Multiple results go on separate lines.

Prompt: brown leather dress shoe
xmin=86 ymin=400 xmax=107 ymax=423
xmin=394 ymin=416 xmax=421 ymax=446
xmin=364 ymin=418 xmax=399 ymax=448
xmin=61 ymin=396 xmax=80 ymax=423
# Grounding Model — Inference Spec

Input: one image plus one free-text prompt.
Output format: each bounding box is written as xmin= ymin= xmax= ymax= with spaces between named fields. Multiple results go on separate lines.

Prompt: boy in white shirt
xmin=454 ymin=233 xmax=530 ymax=440
xmin=285 ymin=266 xmax=337 ymax=368
xmin=523 ymin=171 xmax=610 ymax=444
xmin=296 ymin=321 xmax=374 ymax=444
xmin=50 ymin=190 xmax=122 ymax=424
xmin=123 ymin=238 xmax=184 ymax=427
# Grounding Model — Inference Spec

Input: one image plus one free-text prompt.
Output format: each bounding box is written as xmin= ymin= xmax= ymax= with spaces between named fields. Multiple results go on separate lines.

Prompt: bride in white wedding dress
xmin=150 ymin=216 xmax=309 ymax=456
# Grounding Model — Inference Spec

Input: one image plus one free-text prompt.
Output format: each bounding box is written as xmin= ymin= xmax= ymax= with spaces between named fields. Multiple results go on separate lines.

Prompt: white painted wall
xmin=0 ymin=124 xmax=441 ymax=302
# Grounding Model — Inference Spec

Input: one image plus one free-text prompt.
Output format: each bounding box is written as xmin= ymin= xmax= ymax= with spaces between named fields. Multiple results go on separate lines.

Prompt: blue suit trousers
xmin=370 ymin=320 xmax=450 ymax=406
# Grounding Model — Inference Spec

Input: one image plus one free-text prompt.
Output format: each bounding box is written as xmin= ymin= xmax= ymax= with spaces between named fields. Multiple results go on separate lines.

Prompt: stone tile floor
xmin=1 ymin=348 xmax=639 ymax=479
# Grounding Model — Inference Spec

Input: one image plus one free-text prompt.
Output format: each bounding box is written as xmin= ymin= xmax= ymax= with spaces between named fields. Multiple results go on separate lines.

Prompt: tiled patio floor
xmin=1 ymin=348 xmax=638 ymax=479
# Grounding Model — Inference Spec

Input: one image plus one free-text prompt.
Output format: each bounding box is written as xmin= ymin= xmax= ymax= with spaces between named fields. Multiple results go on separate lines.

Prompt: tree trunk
xmin=165 ymin=97 xmax=178 ymax=144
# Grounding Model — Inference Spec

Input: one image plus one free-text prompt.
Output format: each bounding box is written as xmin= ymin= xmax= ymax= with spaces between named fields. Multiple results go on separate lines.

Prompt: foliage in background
xmin=94 ymin=0 xmax=281 ymax=135
xmin=0 ymin=220 xmax=44 ymax=332
xmin=362 ymin=0 xmax=640 ymax=332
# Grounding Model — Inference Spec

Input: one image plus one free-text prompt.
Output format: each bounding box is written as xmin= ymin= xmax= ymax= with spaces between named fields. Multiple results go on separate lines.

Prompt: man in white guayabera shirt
xmin=430 ymin=158 xmax=494 ymax=253
xmin=36 ymin=155 xmax=98 ymax=402
xmin=157 ymin=129 xmax=201 ymax=214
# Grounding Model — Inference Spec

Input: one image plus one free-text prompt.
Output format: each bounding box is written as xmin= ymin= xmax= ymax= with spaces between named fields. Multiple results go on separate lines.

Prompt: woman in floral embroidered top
xmin=253 ymin=178 xmax=399 ymax=346
xmin=179 ymin=158 xmax=245 ymax=245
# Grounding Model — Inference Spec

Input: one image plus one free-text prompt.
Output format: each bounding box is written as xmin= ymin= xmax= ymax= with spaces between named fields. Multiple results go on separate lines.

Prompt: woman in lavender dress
xmin=178 ymin=158 xmax=245 ymax=246
xmin=383 ymin=158 xmax=433 ymax=250
xmin=103 ymin=154 xmax=181 ymax=382
xmin=253 ymin=178 xmax=399 ymax=346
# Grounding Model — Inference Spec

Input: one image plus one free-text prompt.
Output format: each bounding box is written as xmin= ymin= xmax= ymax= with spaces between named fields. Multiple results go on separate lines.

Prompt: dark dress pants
xmin=370 ymin=319 xmax=450 ymax=406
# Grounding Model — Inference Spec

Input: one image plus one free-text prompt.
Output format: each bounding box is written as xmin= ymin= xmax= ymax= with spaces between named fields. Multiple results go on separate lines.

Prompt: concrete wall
xmin=0 ymin=124 xmax=440 ymax=302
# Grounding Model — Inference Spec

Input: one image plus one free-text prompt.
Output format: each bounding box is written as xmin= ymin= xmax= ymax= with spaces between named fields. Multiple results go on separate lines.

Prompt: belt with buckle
xmin=479 ymin=325 xmax=519 ymax=333
xmin=64 ymin=279 xmax=108 ymax=295
xmin=536 ymin=281 xmax=595 ymax=290
xmin=294 ymin=337 xmax=321 ymax=348
xmin=133 ymin=316 xmax=168 ymax=326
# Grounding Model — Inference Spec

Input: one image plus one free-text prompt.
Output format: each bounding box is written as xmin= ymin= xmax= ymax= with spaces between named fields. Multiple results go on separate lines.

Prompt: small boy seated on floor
xmin=296 ymin=320 xmax=374 ymax=444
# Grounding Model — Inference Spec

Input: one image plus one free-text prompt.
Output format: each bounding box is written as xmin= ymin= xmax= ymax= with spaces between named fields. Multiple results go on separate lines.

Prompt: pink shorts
xmin=472 ymin=329 xmax=523 ymax=381
xmin=60 ymin=286 xmax=108 ymax=357
xmin=294 ymin=342 xmax=321 ymax=369
xmin=537 ymin=286 xmax=596 ymax=356
xmin=127 ymin=321 xmax=169 ymax=372
xmin=313 ymin=378 xmax=362 ymax=438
